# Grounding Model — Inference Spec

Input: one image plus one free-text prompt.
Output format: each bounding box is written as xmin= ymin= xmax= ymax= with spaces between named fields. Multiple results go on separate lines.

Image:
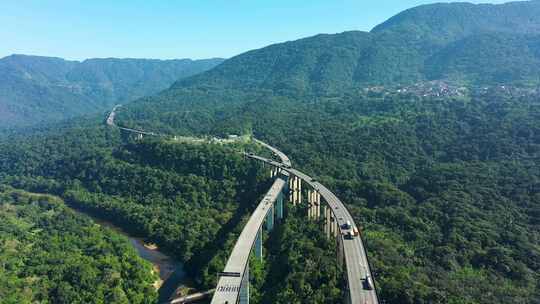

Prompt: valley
xmin=1 ymin=1 xmax=540 ymax=304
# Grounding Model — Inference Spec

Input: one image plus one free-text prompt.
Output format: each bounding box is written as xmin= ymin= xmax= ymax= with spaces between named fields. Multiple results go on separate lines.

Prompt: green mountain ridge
xmin=0 ymin=54 xmax=224 ymax=128
xmin=1 ymin=1 xmax=540 ymax=304
xmin=166 ymin=0 xmax=540 ymax=96
xmin=108 ymin=3 xmax=540 ymax=302
xmin=372 ymin=1 xmax=540 ymax=39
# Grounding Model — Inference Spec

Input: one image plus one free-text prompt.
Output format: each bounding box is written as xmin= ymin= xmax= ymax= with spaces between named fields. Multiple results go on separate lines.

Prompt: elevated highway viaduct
xmin=107 ymin=106 xmax=378 ymax=304
xmin=211 ymin=146 xmax=379 ymax=304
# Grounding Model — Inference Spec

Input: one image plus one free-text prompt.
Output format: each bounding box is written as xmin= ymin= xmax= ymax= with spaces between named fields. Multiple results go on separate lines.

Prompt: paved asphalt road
xmin=247 ymin=154 xmax=379 ymax=304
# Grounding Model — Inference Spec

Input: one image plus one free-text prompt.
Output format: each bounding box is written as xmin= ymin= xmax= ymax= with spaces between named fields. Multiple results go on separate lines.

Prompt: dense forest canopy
xmin=2 ymin=1 xmax=540 ymax=304
xmin=0 ymin=126 xmax=282 ymax=303
xmin=0 ymin=186 xmax=157 ymax=304
xmin=109 ymin=3 xmax=540 ymax=302
xmin=114 ymin=82 xmax=540 ymax=303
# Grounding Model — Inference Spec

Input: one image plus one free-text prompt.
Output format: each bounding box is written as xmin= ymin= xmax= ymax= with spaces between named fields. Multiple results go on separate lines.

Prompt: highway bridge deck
xmin=247 ymin=154 xmax=379 ymax=304
xmin=211 ymin=177 xmax=287 ymax=304
xmin=106 ymin=105 xmax=377 ymax=304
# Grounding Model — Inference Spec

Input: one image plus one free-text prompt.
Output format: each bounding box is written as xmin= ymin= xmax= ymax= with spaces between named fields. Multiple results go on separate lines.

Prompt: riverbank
xmin=70 ymin=207 xmax=196 ymax=301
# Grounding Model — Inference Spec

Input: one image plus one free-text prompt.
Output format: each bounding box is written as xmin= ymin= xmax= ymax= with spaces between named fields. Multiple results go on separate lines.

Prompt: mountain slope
xmin=110 ymin=2 xmax=540 ymax=303
xmin=175 ymin=31 xmax=373 ymax=96
xmin=164 ymin=0 xmax=540 ymax=97
xmin=0 ymin=55 xmax=224 ymax=128
xmin=2 ymin=1 xmax=540 ymax=304
xmin=372 ymin=1 xmax=540 ymax=43
xmin=425 ymin=32 xmax=540 ymax=84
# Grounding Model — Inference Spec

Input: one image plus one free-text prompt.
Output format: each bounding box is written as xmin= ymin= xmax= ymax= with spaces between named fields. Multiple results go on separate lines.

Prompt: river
xmin=73 ymin=209 xmax=194 ymax=302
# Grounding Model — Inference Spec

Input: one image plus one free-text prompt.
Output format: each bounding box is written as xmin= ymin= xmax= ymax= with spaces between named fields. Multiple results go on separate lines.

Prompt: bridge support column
xmin=307 ymin=190 xmax=312 ymax=219
xmin=292 ymin=176 xmax=297 ymax=205
xmin=292 ymin=176 xmax=300 ymax=206
xmin=291 ymin=176 xmax=295 ymax=205
xmin=239 ymin=265 xmax=250 ymax=304
xmin=325 ymin=206 xmax=331 ymax=238
xmin=255 ymin=227 xmax=263 ymax=260
xmin=277 ymin=192 xmax=284 ymax=220
xmin=266 ymin=203 xmax=274 ymax=231
xmin=310 ymin=191 xmax=319 ymax=220
xmin=337 ymin=235 xmax=344 ymax=269
xmin=329 ymin=213 xmax=335 ymax=236
xmin=312 ymin=191 xmax=317 ymax=219
xmin=289 ymin=176 xmax=294 ymax=204
xmin=328 ymin=212 xmax=332 ymax=236
xmin=315 ymin=191 xmax=321 ymax=219
xmin=298 ymin=178 xmax=302 ymax=204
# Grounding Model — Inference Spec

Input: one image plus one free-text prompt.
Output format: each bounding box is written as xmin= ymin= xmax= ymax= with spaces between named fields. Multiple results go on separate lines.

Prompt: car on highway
xmin=341 ymin=220 xmax=351 ymax=230
xmin=364 ymin=275 xmax=374 ymax=290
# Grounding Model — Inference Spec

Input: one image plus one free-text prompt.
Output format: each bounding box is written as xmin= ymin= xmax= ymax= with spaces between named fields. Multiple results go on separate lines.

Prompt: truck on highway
xmin=345 ymin=226 xmax=360 ymax=239
xmin=341 ymin=220 xmax=351 ymax=230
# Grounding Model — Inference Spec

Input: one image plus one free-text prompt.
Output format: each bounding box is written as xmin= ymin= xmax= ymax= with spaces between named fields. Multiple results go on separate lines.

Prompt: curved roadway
xmin=107 ymin=106 xmax=378 ymax=303
xmin=252 ymin=138 xmax=292 ymax=167
xmin=211 ymin=177 xmax=287 ymax=304
xmin=107 ymin=105 xmax=157 ymax=136
xmin=210 ymin=141 xmax=290 ymax=304
xmin=246 ymin=154 xmax=379 ymax=304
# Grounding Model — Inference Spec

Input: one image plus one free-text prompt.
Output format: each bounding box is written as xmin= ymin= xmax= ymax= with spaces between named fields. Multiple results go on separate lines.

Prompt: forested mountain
xmin=107 ymin=2 xmax=540 ymax=303
xmin=0 ymin=55 xmax=224 ymax=128
xmin=171 ymin=0 xmax=540 ymax=95
xmin=1 ymin=1 xmax=540 ymax=304
xmin=118 ymin=82 xmax=540 ymax=304
xmin=0 ymin=124 xmax=275 ymax=303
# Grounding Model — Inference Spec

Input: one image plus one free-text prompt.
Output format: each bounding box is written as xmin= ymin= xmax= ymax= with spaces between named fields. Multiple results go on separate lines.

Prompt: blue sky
xmin=0 ymin=0 xmax=509 ymax=61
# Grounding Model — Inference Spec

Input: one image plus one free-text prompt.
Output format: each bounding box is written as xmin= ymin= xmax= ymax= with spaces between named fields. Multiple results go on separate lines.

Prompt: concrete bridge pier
xmin=292 ymin=176 xmax=297 ymax=205
xmin=266 ymin=203 xmax=274 ymax=231
xmin=255 ymin=227 xmax=263 ymax=260
xmin=309 ymin=191 xmax=321 ymax=220
xmin=337 ymin=236 xmax=344 ymax=269
xmin=325 ymin=205 xmax=331 ymax=238
xmin=329 ymin=213 xmax=336 ymax=236
xmin=290 ymin=176 xmax=302 ymax=206
xmin=315 ymin=191 xmax=321 ymax=219
xmin=297 ymin=177 xmax=302 ymax=204
xmin=288 ymin=175 xmax=294 ymax=203
xmin=312 ymin=191 xmax=318 ymax=219
xmin=307 ymin=190 xmax=313 ymax=219
xmin=239 ymin=265 xmax=250 ymax=304
xmin=277 ymin=191 xmax=284 ymax=220
xmin=293 ymin=176 xmax=297 ymax=205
